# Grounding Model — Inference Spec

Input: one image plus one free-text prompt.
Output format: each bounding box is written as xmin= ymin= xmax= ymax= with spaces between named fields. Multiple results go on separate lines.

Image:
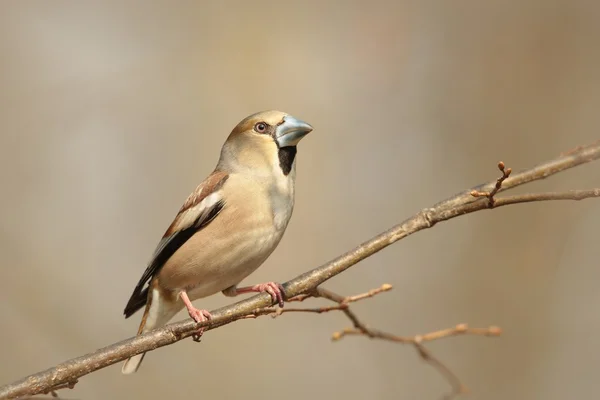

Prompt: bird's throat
xmin=278 ymin=146 xmax=297 ymax=176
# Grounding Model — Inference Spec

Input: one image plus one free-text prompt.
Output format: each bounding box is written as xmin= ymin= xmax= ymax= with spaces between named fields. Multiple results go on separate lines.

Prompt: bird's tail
xmin=122 ymin=288 xmax=179 ymax=374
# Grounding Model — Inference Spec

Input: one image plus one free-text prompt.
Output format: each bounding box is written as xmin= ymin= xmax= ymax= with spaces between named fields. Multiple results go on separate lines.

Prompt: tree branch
xmin=333 ymin=323 xmax=501 ymax=400
xmin=2 ymin=141 xmax=599 ymax=399
xmin=236 ymin=283 xmax=501 ymax=398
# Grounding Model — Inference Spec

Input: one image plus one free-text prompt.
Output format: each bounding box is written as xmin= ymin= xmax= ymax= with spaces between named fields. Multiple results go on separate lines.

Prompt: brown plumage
xmin=122 ymin=110 xmax=313 ymax=374
xmin=123 ymin=171 xmax=229 ymax=318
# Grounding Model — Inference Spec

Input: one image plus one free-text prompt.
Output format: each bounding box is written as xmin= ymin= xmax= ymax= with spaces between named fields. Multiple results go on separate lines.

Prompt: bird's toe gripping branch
xmin=236 ymin=282 xmax=286 ymax=308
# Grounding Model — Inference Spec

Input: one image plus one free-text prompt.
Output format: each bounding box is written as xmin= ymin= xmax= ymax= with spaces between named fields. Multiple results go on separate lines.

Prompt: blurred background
xmin=1 ymin=1 xmax=599 ymax=399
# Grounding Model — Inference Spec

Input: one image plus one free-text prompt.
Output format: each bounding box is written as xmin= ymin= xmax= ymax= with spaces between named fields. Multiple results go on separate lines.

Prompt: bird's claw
xmin=188 ymin=308 xmax=212 ymax=342
xmin=252 ymin=282 xmax=285 ymax=308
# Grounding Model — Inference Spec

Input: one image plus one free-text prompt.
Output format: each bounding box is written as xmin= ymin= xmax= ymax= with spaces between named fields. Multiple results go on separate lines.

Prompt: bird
xmin=121 ymin=110 xmax=314 ymax=374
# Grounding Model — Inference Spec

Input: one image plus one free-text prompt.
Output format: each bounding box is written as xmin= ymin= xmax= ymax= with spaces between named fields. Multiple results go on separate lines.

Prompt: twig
xmin=470 ymin=162 xmax=600 ymax=208
xmin=332 ymin=324 xmax=502 ymax=344
xmin=333 ymin=324 xmax=501 ymax=399
xmin=470 ymin=161 xmax=512 ymax=207
xmin=343 ymin=283 xmax=393 ymax=303
xmin=242 ymin=303 xmax=349 ymax=319
xmin=315 ymin=287 xmax=371 ymax=331
xmin=2 ymin=141 xmax=599 ymax=399
xmin=246 ymin=283 xmax=497 ymax=398
xmin=486 ymin=189 xmax=600 ymax=208
xmin=244 ymin=284 xmax=392 ymax=319
xmin=314 ymin=285 xmax=501 ymax=399
xmin=417 ymin=344 xmax=468 ymax=400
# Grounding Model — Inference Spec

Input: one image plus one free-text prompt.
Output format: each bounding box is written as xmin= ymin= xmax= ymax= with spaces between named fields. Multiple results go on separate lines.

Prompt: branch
xmin=239 ymin=283 xmax=501 ymax=398
xmin=333 ymin=324 xmax=501 ymax=400
xmin=242 ymin=283 xmax=393 ymax=318
xmin=2 ymin=141 xmax=599 ymax=399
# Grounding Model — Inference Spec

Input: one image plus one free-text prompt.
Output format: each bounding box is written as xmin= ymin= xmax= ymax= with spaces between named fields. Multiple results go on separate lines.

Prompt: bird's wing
xmin=123 ymin=171 xmax=229 ymax=317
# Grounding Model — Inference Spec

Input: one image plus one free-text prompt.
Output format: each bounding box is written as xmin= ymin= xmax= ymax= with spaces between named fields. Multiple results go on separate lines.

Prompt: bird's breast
xmin=268 ymin=164 xmax=296 ymax=231
xmin=157 ymin=172 xmax=295 ymax=299
xmin=269 ymin=182 xmax=294 ymax=231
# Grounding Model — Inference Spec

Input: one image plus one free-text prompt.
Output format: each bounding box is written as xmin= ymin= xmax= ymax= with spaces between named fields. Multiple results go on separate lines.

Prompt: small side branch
xmin=243 ymin=284 xmax=501 ymax=399
xmin=471 ymin=161 xmax=512 ymax=207
xmin=470 ymin=161 xmax=600 ymax=208
xmin=333 ymin=323 xmax=500 ymax=400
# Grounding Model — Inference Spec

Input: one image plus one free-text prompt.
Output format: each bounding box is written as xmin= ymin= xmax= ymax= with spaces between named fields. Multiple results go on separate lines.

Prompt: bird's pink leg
xmin=230 ymin=282 xmax=285 ymax=308
xmin=179 ymin=290 xmax=212 ymax=341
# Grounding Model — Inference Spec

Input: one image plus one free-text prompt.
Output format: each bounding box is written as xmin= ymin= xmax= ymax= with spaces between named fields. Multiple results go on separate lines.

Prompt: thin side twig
xmin=470 ymin=161 xmax=512 ymax=207
xmin=247 ymin=284 xmax=499 ymax=399
xmin=343 ymin=283 xmax=393 ymax=303
xmin=244 ymin=284 xmax=393 ymax=319
xmin=470 ymin=161 xmax=600 ymax=208
xmin=333 ymin=324 xmax=501 ymax=400
xmin=332 ymin=324 xmax=502 ymax=344
xmin=315 ymin=285 xmax=501 ymax=399
xmin=489 ymin=189 xmax=600 ymax=207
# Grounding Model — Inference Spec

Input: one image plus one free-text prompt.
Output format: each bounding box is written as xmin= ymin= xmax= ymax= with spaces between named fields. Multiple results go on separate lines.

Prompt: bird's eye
xmin=254 ymin=122 xmax=268 ymax=133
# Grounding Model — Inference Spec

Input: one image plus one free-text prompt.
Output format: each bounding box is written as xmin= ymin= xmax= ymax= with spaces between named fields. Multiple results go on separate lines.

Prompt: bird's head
xmin=218 ymin=110 xmax=313 ymax=175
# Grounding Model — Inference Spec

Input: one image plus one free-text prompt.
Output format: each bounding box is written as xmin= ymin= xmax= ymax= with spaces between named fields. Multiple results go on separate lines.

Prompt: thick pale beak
xmin=275 ymin=115 xmax=313 ymax=148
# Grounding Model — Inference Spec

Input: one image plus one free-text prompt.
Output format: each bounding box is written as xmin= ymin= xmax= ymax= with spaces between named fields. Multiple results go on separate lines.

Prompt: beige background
xmin=1 ymin=1 xmax=600 ymax=399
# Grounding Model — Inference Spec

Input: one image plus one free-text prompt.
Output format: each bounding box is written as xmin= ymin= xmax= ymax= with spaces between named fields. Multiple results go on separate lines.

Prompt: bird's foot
xmin=187 ymin=307 xmax=212 ymax=342
xmin=179 ymin=290 xmax=212 ymax=342
xmin=238 ymin=282 xmax=285 ymax=308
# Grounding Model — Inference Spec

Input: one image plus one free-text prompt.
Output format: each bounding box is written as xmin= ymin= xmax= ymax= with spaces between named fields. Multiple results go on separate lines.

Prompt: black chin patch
xmin=278 ymin=146 xmax=297 ymax=175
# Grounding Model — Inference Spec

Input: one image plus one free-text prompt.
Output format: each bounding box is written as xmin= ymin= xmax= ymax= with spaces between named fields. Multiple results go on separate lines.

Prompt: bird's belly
xmin=158 ymin=223 xmax=284 ymax=301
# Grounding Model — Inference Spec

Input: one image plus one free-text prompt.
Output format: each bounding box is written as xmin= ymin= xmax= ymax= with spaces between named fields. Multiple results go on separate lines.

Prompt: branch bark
xmin=2 ymin=141 xmax=599 ymax=399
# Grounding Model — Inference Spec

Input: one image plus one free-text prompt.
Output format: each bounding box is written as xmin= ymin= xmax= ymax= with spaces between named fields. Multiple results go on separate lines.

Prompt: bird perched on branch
xmin=122 ymin=110 xmax=314 ymax=374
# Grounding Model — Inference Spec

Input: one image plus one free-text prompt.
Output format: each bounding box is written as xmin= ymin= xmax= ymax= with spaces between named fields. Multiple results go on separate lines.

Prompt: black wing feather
xmin=123 ymin=199 xmax=225 ymax=318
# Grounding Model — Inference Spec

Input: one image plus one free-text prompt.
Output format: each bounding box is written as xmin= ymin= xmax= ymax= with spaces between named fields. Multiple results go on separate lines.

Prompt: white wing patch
xmin=175 ymin=192 xmax=222 ymax=231
xmin=145 ymin=190 xmax=225 ymax=274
